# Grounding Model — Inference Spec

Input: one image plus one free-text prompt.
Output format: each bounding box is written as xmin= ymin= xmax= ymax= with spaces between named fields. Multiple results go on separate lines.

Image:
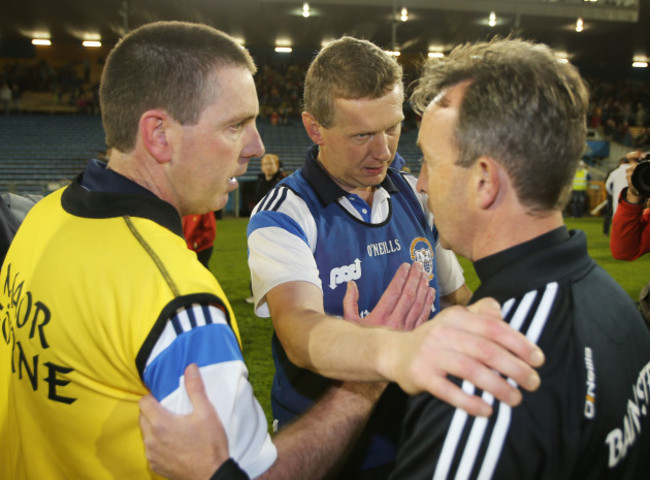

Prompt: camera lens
xmin=631 ymin=160 xmax=650 ymax=197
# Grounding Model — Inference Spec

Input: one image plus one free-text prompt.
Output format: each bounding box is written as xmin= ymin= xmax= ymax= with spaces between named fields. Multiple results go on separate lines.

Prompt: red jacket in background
xmin=182 ymin=212 xmax=216 ymax=253
xmin=610 ymin=188 xmax=650 ymax=261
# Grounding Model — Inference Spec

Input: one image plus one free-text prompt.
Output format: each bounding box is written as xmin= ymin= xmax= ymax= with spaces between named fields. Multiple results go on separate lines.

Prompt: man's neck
xmin=316 ymin=154 xmax=376 ymax=204
xmin=106 ymin=152 xmax=179 ymax=213
xmin=472 ymin=210 xmax=564 ymax=261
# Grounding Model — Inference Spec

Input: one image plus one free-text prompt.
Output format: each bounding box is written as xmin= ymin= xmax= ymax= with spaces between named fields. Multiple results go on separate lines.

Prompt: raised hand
xmin=342 ymin=262 xmax=435 ymax=331
xmin=379 ymin=297 xmax=545 ymax=417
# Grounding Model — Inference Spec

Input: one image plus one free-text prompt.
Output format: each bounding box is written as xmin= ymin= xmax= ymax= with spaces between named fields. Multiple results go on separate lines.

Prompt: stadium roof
xmin=1 ymin=0 xmax=649 ymax=71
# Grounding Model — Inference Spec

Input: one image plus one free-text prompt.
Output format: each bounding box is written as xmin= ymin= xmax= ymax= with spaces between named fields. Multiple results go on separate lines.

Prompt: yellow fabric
xmin=573 ymin=168 xmax=589 ymax=191
xmin=0 ymin=187 xmax=239 ymax=479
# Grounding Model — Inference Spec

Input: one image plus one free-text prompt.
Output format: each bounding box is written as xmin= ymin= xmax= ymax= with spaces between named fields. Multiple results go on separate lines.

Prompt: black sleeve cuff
xmin=210 ymin=458 xmax=250 ymax=480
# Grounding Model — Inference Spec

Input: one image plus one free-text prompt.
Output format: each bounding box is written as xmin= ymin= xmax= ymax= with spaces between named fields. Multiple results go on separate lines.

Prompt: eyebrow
xmin=238 ymin=113 xmax=258 ymax=124
xmin=349 ymin=118 xmax=404 ymax=136
xmin=223 ymin=110 xmax=258 ymax=126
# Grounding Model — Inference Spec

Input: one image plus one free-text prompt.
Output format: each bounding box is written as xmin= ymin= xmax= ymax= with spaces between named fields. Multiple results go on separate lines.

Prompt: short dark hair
xmin=303 ymin=36 xmax=403 ymax=127
xmin=101 ymin=21 xmax=256 ymax=152
xmin=411 ymin=38 xmax=590 ymax=213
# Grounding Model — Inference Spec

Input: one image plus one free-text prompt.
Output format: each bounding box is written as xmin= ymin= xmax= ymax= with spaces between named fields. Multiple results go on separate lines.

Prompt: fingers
xmin=418 ymin=373 xmax=495 ymax=417
xmin=139 ymin=365 xmax=229 ymax=479
xmin=139 ymin=392 xmax=170 ymax=424
xmin=458 ymin=301 xmax=545 ymax=370
xmin=389 ymin=300 xmax=547 ymax=417
xmin=350 ymin=262 xmax=434 ymax=330
xmin=139 ymin=393 xmax=172 ymax=475
xmin=392 ymin=262 xmax=425 ymax=316
xmin=139 ymin=395 xmax=155 ymax=439
xmin=402 ymin=282 xmax=433 ymax=331
xmin=626 ymin=164 xmax=637 ymax=187
xmin=412 ymin=287 xmax=435 ymax=329
xmin=373 ymin=262 xmax=411 ymax=315
xmin=625 ymin=150 xmax=644 ymax=161
xmin=429 ymin=305 xmax=543 ymax=393
xmin=380 ymin=262 xmax=434 ymax=330
xmin=394 ymin=263 xmax=431 ymax=330
xmin=418 ymin=339 xmax=526 ymax=407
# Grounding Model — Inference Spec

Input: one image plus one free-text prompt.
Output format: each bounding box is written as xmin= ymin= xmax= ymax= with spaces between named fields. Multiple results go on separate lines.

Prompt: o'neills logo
xmin=409 ymin=237 xmax=434 ymax=280
xmin=584 ymin=346 xmax=596 ymax=419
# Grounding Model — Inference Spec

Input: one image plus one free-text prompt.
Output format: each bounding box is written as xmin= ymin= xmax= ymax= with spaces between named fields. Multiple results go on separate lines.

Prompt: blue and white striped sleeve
xmin=142 ymin=303 xmax=277 ymax=479
xmin=247 ymin=186 xmax=321 ymax=317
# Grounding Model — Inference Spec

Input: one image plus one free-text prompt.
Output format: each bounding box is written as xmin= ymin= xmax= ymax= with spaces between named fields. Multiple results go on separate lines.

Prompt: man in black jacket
xmin=391 ymin=37 xmax=650 ymax=480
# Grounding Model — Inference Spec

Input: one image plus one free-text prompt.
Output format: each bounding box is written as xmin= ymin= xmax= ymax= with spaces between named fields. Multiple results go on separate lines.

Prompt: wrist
xmin=374 ymin=328 xmax=405 ymax=383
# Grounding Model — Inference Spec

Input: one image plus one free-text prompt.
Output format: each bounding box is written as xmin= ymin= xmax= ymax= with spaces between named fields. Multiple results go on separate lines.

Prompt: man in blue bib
xmin=246 ymin=36 xmax=469 ymax=478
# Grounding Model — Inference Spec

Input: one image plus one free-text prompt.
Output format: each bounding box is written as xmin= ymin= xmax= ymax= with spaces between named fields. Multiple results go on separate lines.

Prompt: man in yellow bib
xmin=0 ymin=21 xmax=277 ymax=479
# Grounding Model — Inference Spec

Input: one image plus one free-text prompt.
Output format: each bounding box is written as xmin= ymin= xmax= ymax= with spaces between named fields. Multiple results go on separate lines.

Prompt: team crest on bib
xmin=409 ymin=237 xmax=434 ymax=280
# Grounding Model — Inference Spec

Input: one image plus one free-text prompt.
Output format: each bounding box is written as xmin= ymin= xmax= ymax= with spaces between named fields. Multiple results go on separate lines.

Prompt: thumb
xmin=343 ymin=280 xmax=360 ymax=323
xmin=467 ymin=297 xmax=502 ymax=319
xmin=185 ymin=364 xmax=229 ymax=453
xmin=184 ymin=363 xmax=210 ymax=411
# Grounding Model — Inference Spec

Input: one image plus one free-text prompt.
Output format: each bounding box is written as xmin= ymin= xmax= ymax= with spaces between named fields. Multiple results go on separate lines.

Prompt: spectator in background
xmin=245 ymin=153 xmax=286 ymax=304
xmin=611 ymin=150 xmax=650 ymax=261
xmin=0 ymin=82 xmax=11 ymax=114
xmin=252 ymin=153 xmax=285 ymax=206
xmin=634 ymin=126 xmax=650 ymax=149
xmin=10 ymin=82 xmax=22 ymax=113
xmin=604 ymin=156 xmax=631 ymax=235
xmin=610 ymin=150 xmax=650 ymax=325
xmin=636 ymin=102 xmax=646 ymax=127
xmin=606 ymin=157 xmax=630 ymax=216
xmin=183 ymin=212 xmax=217 ymax=268
xmin=570 ymin=160 xmax=590 ymax=217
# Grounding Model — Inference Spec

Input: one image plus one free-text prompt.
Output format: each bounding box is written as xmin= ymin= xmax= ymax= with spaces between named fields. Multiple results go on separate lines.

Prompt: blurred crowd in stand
xmin=255 ymin=63 xmax=306 ymax=124
xmin=2 ymin=57 xmax=650 ymax=153
xmin=1 ymin=58 xmax=101 ymax=114
xmin=586 ymin=76 xmax=650 ymax=148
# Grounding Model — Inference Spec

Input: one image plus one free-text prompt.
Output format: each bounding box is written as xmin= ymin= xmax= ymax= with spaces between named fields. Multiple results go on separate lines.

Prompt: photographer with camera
xmin=610 ymin=150 xmax=650 ymax=261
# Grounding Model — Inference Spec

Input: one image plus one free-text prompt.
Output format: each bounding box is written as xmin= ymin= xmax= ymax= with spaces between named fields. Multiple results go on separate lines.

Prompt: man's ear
xmin=140 ymin=110 xmax=173 ymax=164
xmin=475 ymin=156 xmax=500 ymax=210
xmin=301 ymin=111 xmax=324 ymax=145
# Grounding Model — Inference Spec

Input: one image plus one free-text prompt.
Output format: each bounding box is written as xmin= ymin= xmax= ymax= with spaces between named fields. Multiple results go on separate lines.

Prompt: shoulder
xmin=248 ymin=183 xmax=317 ymax=245
xmin=251 ymin=182 xmax=308 ymax=216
